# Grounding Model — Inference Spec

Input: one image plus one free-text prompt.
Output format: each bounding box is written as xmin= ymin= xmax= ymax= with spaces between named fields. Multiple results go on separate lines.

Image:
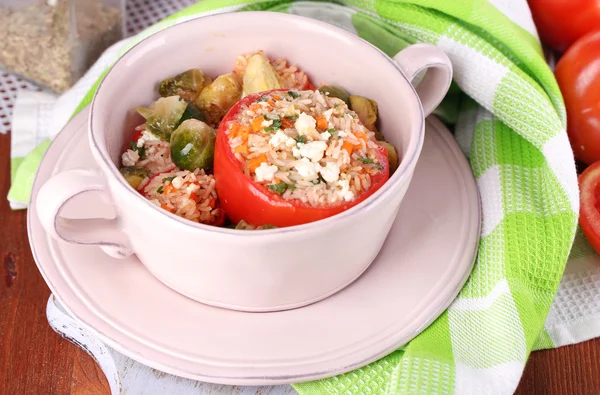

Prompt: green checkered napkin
xmin=10 ymin=0 xmax=581 ymax=393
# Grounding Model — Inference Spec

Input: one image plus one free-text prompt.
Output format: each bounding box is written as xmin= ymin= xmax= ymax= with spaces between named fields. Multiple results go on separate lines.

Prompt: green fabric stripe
xmin=11 ymin=157 xmax=24 ymax=183
xmin=7 ymin=139 xmax=51 ymax=205
xmin=533 ymin=328 xmax=555 ymax=350
xmin=385 ymin=312 xmax=455 ymax=394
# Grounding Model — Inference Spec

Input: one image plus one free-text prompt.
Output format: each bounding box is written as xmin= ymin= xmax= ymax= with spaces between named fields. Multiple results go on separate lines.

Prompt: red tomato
xmin=579 ymin=161 xmax=600 ymax=254
xmin=132 ymin=129 xmax=144 ymax=142
xmin=214 ymin=90 xmax=390 ymax=227
xmin=554 ymin=31 xmax=600 ymax=165
xmin=528 ymin=0 xmax=600 ymax=52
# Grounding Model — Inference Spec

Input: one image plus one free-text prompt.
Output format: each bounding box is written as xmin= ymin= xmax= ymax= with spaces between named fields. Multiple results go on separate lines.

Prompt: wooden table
xmin=1 ymin=130 xmax=598 ymax=394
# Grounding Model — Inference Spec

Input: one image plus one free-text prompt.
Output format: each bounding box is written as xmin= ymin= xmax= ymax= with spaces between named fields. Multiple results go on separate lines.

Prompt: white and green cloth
xmin=10 ymin=0 xmax=599 ymax=393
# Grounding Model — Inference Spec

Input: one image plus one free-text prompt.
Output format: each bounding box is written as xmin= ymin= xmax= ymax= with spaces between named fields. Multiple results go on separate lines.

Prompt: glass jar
xmin=0 ymin=0 xmax=125 ymax=93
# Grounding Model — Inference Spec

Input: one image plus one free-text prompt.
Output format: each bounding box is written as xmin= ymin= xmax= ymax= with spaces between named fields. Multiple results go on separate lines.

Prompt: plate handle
xmin=35 ymin=169 xmax=133 ymax=259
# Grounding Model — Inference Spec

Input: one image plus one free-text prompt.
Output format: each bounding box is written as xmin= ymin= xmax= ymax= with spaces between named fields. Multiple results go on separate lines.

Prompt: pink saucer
xmin=28 ymin=106 xmax=480 ymax=385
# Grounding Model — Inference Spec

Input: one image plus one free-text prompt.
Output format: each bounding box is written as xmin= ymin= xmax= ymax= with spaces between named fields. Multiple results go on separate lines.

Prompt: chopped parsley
xmin=162 ymin=176 xmax=175 ymax=182
xmin=327 ymin=128 xmax=336 ymax=134
xmin=358 ymin=157 xmax=383 ymax=170
xmin=257 ymin=95 xmax=269 ymax=102
xmin=156 ymin=186 xmax=164 ymax=194
xmin=296 ymin=135 xmax=306 ymax=144
xmin=130 ymin=141 xmax=146 ymax=159
xmin=334 ymin=103 xmax=340 ymax=108
xmin=288 ymin=91 xmax=301 ymax=99
xmin=358 ymin=157 xmax=375 ymax=164
xmin=285 ymin=114 xmax=299 ymax=121
xmin=264 ymin=118 xmax=282 ymax=133
xmin=267 ymin=182 xmax=295 ymax=195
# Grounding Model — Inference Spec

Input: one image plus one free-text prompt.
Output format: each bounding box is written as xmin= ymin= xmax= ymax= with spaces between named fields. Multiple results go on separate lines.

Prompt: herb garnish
xmin=264 ymin=118 xmax=282 ymax=133
xmin=327 ymin=128 xmax=336 ymax=134
xmin=157 ymin=186 xmax=164 ymax=194
xmin=288 ymin=91 xmax=301 ymax=99
xmin=257 ymin=95 xmax=269 ymax=102
xmin=285 ymin=114 xmax=299 ymax=121
xmin=267 ymin=182 xmax=295 ymax=195
xmin=358 ymin=157 xmax=375 ymax=164
xmin=162 ymin=176 xmax=175 ymax=182
xmin=296 ymin=135 xmax=306 ymax=144
xmin=130 ymin=141 xmax=146 ymax=159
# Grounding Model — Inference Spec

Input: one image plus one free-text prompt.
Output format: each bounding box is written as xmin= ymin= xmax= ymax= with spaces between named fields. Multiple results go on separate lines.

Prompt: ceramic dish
xmin=34 ymin=12 xmax=452 ymax=312
xmin=29 ymin=106 xmax=480 ymax=385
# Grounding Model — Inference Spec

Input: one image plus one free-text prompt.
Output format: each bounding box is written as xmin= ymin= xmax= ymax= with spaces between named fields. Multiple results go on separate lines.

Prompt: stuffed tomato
xmin=214 ymin=89 xmax=390 ymax=227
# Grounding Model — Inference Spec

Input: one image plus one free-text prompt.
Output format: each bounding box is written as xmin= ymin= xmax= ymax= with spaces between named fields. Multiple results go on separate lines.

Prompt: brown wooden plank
xmin=70 ymin=348 xmax=110 ymax=395
xmin=0 ymin=131 xmax=74 ymax=395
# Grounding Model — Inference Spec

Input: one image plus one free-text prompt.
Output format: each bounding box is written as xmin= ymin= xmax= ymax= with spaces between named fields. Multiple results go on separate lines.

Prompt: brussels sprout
xmin=159 ymin=69 xmax=212 ymax=103
xmin=136 ymin=96 xmax=188 ymax=141
xmin=319 ymin=85 xmax=350 ymax=105
xmin=242 ymin=52 xmax=282 ymax=97
xmin=379 ymin=141 xmax=399 ymax=175
xmin=195 ymin=73 xmax=242 ymax=125
xmin=120 ymin=166 xmax=150 ymax=189
xmin=179 ymin=103 xmax=206 ymax=124
xmin=235 ymin=220 xmax=277 ymax=230
xmin=170 ymin=119 xmax=216 ymax=171
xmin=349 ymin=95 xmax=378 ymax=132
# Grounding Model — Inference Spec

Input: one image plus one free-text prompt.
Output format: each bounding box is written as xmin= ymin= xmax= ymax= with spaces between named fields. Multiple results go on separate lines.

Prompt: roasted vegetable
xmin=349 ymin=95 xmax=378 ymax=132
xmin=235 ymin=220 xmax=277 ymax=230
xmin=379 ymin=141 xmax=399 ymax=175
xmin=195 ymin=73 xmax=242 ymax=125
xmin=120 ymin=166 xmax=150 ymax=189
xmin=319 ymin=85 xmax=350 ymax=105
xmin=241 ymin=52 xmax=282 ymax=96
xmin=136 ymin=96 xmax=188 ymax=141
xmin=170 ymin=119 xmax=216 ymax=171
xmin=159 ymin=69 xmax=212 ymax=103
xmin=179 ymin=103 xmax=206 ymax=124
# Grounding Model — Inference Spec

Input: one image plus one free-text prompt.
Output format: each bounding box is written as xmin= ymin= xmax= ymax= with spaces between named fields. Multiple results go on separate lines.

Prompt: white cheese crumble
xmin=295 ymin=113 xmax=317 ymax=136
xmin=323 ymin=108 xmax=334 ymax=121
xmin=255 ymin=162 xmax=278 ymax=182
xmin=261 ymin=119 xmax=274 ymax=128
xmin=172 ymin=176 xmax=184 ymax=189
xmin=136 ymin=130 xmax=159 ymax=148
xmin=293 ymin=158 xmax=320 ymax=178
xmin=296 ymin=141 xmax=328 ymax=162
xmin=181 ymin=143 xmax=194 ymax=156
xmin=269 ymin=130 xmax=296 ymax=149
xmin=336 ymin=179 xmax=355 ymax=202
xmin=320 ymin=131 xmax=331 ymax=141
xmin=337 ymin=130 xmax=347 ymax=138
xmin=121 ymin=150 xmax=139 ymax=167
xmin=320 ymin=162 xmax=340 ymax=183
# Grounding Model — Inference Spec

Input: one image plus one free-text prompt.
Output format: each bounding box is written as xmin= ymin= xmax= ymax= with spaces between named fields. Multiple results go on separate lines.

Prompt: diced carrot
xmin=251 ymin=116 xmax=265 ymax=132
xmin=273 ymin=178 xmax=281 ymax=184
xmin=248 ymin=154 xmax=268 ymax=173
xmin=355 ymin=131 xmax=368 ymax=142
xmin=229 ymin=123 xmax=242 ymax=138
xmin=249 ymin=103 xmax=262 ymax=112
xmin=234 ymin=144 xmax=248 ymax=155
xmin=315 ymin=115 xmax=328 ymax=130
xmin=160 ymin=203 xmax=173 ymax=213
xmin=281 ymin=118 xmax=294 ymax=129
xmin=272 ymin=94 xmax=281 ymax=100
xmin=267 ymin=99 xmax=276 ymax=106
xmin=163 ymin=184 xmax=175 ymax=194
xmin=342 ymin=141 xmax=355 ymax=155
